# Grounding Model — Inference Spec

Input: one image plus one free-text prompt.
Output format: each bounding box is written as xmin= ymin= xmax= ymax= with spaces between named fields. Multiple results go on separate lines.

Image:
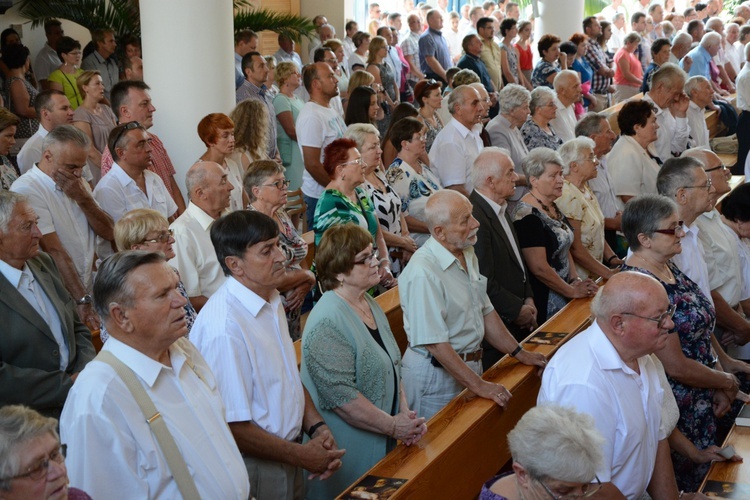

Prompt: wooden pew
xmin=605 ymin=92 xmax=644 ymax=135
xmin=337 ymin=295 xmax=596 ymax=499
xmin=700 ymin=423 xmax=750 ymax=494
xmin=302 ymin=230 xmax=315 ymax=271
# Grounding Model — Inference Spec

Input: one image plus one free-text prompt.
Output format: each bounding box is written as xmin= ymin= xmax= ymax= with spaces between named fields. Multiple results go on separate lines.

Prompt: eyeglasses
xmin=262 ymin=179 xmax=291 ymax=190
xmin=112 ymin=121 xmax=141 ymax=150
xmin=411 ymin=134 xmax=427 ymax=142
xmin=538 ymin=475 xmax=602 ymax=500
xmin=652 ymin=220 xmax=684 ymax=236
xmin=141 ymin=228 xmax=173 ymax=244
xmin=3 ymin=444 xmax=67 ymax=482
xmin=339 ymin=157 xmax=365 ymax=168
xmin=354 ymin=250 xmax=379 ymax=266
xmin=681 ymin=178 xmax=712 ymax=191
xmin=621 ymin=303 xmax=677 ymax=329
xmin=585 ymin=154 xmax=599 ymax=163
xmin=324 ymin=58 xmax=338 ymax=64
xmin=705 ymin=164 xmax=727 ymax=173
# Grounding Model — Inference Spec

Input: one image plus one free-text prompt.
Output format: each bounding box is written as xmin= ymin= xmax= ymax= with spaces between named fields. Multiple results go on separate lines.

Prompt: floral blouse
xmin=0 ymin=156 xmax=18 ymax=191
xmin=556 ymin=180 xmax=605 ymax=279
xmin=386 ymin=157 xmax=442 ymax=246
xmin=520 ymin=116 xmax=564 ymax=151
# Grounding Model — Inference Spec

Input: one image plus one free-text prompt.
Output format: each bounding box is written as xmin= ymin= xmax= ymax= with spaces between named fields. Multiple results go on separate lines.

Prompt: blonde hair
xmin=0 ymin=108 xmax=19 ymax=132
xmin=76 ymin=70 xmax=102 ymax=98
xmin=276 ymin=61 xmax=298 ymax=87
xmin=367 ymin=36 xmax=388 ymax=64
xmin=323 ymin=38 xmax=344 ymax=54
xmin=231 ymin=99 xmax=269 ymax=162
xmin=348 ymin=70 xmax=375 ymax=95
xmin=114 ymin=208 xmax=169 ymax=251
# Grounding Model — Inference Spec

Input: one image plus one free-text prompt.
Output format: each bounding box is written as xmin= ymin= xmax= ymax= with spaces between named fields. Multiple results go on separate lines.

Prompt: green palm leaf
xmin=17 ymin=0 xmax=140 ymax=37
xmin=233 ymin=9 xmax=315 ymax=42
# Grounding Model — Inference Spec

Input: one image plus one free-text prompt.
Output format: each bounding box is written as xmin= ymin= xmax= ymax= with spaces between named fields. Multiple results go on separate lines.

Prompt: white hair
xmin=558 ymin=137 xmax=596 ymax=175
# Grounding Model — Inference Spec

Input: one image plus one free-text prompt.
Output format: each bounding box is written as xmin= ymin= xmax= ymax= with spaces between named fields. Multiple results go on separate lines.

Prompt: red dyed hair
xmin=323 ymin=138 xmax=358 ymax=177
xmin=197 ymin=113 xmax=234 ymax=147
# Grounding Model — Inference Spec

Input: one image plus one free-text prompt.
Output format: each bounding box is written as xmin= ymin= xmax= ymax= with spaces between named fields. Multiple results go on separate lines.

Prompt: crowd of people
xmin=3 ymin=0 xmax=750 ymax=498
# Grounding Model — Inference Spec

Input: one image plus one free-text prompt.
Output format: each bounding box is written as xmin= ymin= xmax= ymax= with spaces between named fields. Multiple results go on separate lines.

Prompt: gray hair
xmin=529 ymin=86 xmax=556 ymax=115
xmin=680 ymin=147 xmax=714 ymax=167
xmin=624 ymin=32 xmax=642 ymax=45
xmin=705 ymin=17 xmax=724 ymax=32
xmin=684 ymin=75 xmax=711 ymax=97
xmin=745 ymin=41 xmax=750 ymax=61
xmin=612 ymin=12 xmax=625 ymax=23
xmin=522 ymin=147 xmax=563 ymax=180
xmin=344 ymin=122 xmax=380 ymax=151
xmin=558 ymin=137 xmax=596 ymax=175
xmin=0 ymin=405 xmax=59 ymax=491
xmin=700 ymin=32 xmax=722 ymax=49
xmin=672 ymin=32 xmax=692 ymax=48
xmin=448 ymin=85 xmax=476 ymax=115
xmin=424 ymin=190 xmax=469 ymax=232
xmin=621 ymin=194 xmax=678 ymax=251
xmin=508 ymin=405 xmax=604 ymax=483
xmin=552 ymin=69 xmax=579 ymax=94
xmin=0 ymin=191 xmax=26 ymax=234
xmin=575 ymin=112 xmax=607 ymax=138
xmin=657 ymin=156 xmax=705 ymax=197
xmin=498 ymin=84 xmax=531 ymax=115
xmin=470 ymin=146 xmax=513 ymax=188
xmin=591 ymin=270 xmax=664 ymax=321
xmin=41 ymin=124 xmax=90 ymax=154
xmin=651 ymin=62 xmax=686 ymax=90
xmin=184 ymin=160 xmax=219 ymax=200
xmin=93 ymin=250 xmax=167 ymax=323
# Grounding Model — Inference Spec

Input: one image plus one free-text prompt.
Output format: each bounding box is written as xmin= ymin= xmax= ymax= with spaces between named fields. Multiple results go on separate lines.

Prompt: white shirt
xmin=273 ymin=48 xmax=302 ymax=70
xmin=429 ymin=118 xmax=484 ymax=192
xmin=11 ymin=166 xmax=98 ymax=291
xmin=643 ymin=93 xmax=690 ymax=163
xmin=736 ymin=61 xmax=750 ymax=112
xmin=296 ymin=101 xmax=347 ymax=199
xmin=33 ymin=43 xmax=61 ymax=82
xmin=538 ymin=321 xmax=665 ymax=499
xmin=727 ymin=41 xmax=744 ymax=74
xmin=608 ymin=135 xmax=661 ymax=210
xmin=18 ymin=127 xmax=95 ymax=180
xmin=587 ymin=155 xmax=620 ymax=219
xmin=224 ymin=157 xmax=245 ymax=213
xmin=191 ymin=278 xmax=305 ymax=439
xmin=444 ymin=29 xmax=462 ymax=62
xmin=343 ymin=37 xmax=356 ymax=60
xmin=696 ymin=209 xmax=743 ymax=307
xmin=169 ymin=202 xmax=226 ymax=299
xmin=671 ymin=221 xmax=713 ymax=304
xmin=607 ymin=27 xmax=626 ymax=53
xmin=686 ymin=100 xmax=710 ymax=149
xmin=60 ymin=337 xmax=250 ymax=500
xmin=549 ymin=97 xmax=577 ymax=143
xmin=93 ymin=162 xmax=177 ymax=223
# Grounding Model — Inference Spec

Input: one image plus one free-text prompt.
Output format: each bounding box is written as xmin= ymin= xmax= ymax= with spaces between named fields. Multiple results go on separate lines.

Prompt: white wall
xmin=0 ymin=5 xmax=91 ymax=60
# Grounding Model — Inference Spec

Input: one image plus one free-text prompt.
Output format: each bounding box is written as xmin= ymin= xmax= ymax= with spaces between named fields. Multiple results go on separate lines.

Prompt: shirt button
xmin=52 ymin=349 xmax=59 ymax=356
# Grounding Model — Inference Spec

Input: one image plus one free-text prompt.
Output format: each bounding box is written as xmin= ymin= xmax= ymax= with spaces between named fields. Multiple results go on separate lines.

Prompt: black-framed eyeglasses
xmin=538 ymin=474 xmax=602 ymax=499
xmin=2 ymin=444 xmax=67 ymax=482
xmin=652 ymin=221 xmax=684 ymax=236
xmin=621 ymin=303 xmax=677 ymax=329
xmin=112 ymin=121 xmax=141 ymax=150
xmin=681 ymin=178 xmax=712 ymax=191
xmin=141 ymin=228 xmax=173 ymax=244
xmin=262 ymin=179 xmax=291 ymax=190
xmin=705 ymin=164 xmax=727 ymax=173
xmin=354 ymin=250 xmax=379 ymax=266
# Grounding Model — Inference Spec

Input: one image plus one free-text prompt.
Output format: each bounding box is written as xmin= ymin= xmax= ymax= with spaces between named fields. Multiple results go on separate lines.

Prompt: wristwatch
xmin=76 ymin=294 xmax=92 ymax=305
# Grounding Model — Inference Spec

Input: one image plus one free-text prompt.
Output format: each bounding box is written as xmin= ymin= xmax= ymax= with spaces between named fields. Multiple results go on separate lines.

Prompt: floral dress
xmin=531 ymin=59 xmax=559 ymax=89
xmin=520 ymin=116 xmax=564 ymax=151
xmin=513 ymin=202 xmax=574 ymax=325
xmin=420 ymin=110 xmax=443 ymax=154
xmin=622 ymin=262 xmax=717 ymax=492
xmin=386 ymin=157 xmax=442 ymax=247
xmin=364 ymin=168 xmax=404 ymax=275
xmin=0 ymin=156 xmax=18 ymax=191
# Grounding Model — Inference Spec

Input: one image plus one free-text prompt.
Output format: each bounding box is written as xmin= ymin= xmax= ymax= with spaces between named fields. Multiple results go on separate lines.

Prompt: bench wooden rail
xmin=700 ymin=423 xmax=750 ymax=493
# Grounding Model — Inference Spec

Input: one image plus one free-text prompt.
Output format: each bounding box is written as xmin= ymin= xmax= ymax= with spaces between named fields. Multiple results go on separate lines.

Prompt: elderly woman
xmin=531 ymin=34 xmax=567 ymax=89
xmin=0 ymin=109 xmax=19 ymax=191
xmin=346 ymin=123 xmax=416 ymax=274
xmin=313 ymin=138 xmax=395 ymax=288
xmin=520 ymin=87 xmax=564 ymax=151
xmin=486 ymin=84 xmax=531 ymax=190
xmin=98 ymin=208 xmax=197 ymax=344
xmin=480 ymin=405 xmax=603 ymax=500
xmin=607 ymin=100 xmax=660 ymax=210
xmin=344 ymin=86 xmax=381 ymax=126
xmin=197 ymin=113 xmax=245 ymax=212
xmin=273 ymin=61 xmax=305 ymax=190
xmin=229 ymin=99 xmax=270 ymax=170
xmin=46 ymin=37 xmax=84 ymax=108
xmin=500 ymin=19 xmax=531 ymax=89
xmin=244 ymin=160 xmax=315 ymax=339
xmin=0 ymin=405 xmax=92 ymax=500
xmin=349 ymin=32 xmax=371 ymax=72
xmin=3 ymin=45 xmax=38 ymax=147
xmin=557 ymin=138 xmax=622 ymax=280
xmin=301 ymin=224 xmax=427 ymax=499
xmin=414 ymin=79 xmax=444 ymax=153
xmin=513 ymin=148 xmax=597 ymax=325
xmin=613 ymin=32 xmax=643 ymax=103
xmin=622 ymin=194 xmax=741 ymax=491
xmin=72 ymin=71 xmax=117 ymax=184
xmin=386 ymin=117 xmax=443 ymax=247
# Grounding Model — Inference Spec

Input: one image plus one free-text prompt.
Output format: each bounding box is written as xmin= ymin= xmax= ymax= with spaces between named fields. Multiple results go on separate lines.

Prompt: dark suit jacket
xmin=0 ymin=252 xmax=95 ymax=417
xmin=470 ymin=190 xmax=533 ymax=335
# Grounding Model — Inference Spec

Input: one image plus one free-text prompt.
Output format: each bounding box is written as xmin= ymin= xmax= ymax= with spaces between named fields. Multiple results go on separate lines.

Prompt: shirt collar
xmin=644 ymin=93 xmax=664 ymax=114
xmin=423 ymin=236 xmax=472 ymax=271
xmin=450 ymin=118 xmax=479 ymax=138
xmin=476 ymin=189 xmax=506 ymax=217
xmin=429 ymin=27 xmax=443 ymax=36
xmin=110 ymin=162 xmax=136 ymax=186
xmin=226 ymin=276 xmax=282 ymax=317
xmin=103 ymin=336 xmax=194 ymax=388
xmin=185 ymin=202 xmax=217 ymax=230
xmin=590 ymin=321 xmax=639 ymax=374
xmin=29 ymin=165 xmax=59 ymax=191
xmin=0 ymin=259 xmax=26 ymax=288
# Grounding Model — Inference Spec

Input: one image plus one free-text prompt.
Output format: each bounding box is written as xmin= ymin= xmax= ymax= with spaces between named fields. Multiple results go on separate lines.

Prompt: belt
xmin=409 ymin=346 xmax=483 ymax=363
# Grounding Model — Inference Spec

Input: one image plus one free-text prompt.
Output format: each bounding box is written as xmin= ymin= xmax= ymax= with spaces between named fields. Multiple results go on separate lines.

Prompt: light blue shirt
xmin=235 ymin=52 xmax=244 ymax=89
xmin=683 ymin=45 xmax=712 ymax=79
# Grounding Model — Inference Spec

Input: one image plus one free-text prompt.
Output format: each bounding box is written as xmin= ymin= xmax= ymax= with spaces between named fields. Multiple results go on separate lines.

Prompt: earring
xmin=342 ymin=174 xmax=347 ymax=181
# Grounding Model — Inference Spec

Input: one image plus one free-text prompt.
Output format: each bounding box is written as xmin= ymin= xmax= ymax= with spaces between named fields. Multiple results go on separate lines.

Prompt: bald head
xmin=425 ymin=190 xmax=470 ymax=232
xmin=185 ymin=161 xmax=223 ymax=198
xmin=591 ymin=271 xmax=666 ymax=325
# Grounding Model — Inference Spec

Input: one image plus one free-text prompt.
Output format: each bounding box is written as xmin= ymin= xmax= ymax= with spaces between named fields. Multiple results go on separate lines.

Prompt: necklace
xmin=631 ymin=253 xmax=675 ymax=283
xmin=335 ymin=289 xmax=375 ymax=324
xmin=529 ymin=192 xmax=561 ymax=220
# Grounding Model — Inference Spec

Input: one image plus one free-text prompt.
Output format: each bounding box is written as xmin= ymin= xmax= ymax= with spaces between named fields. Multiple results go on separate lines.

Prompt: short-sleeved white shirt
xmin=671 ymin=221 xmax=713 ymax=304
xmin=608 ymin=135 xmax=660 ymax=210
xmin=538 ymin=321 xmax=665 ymax=499
xmin=550 ymin=98 xmax=577 ymax=143
xmin=428 ymin=119 xmax=484 ymax=193
xmin=696 ymin=209 xmax=743 ymax=307
xmin=11 ymin=166 xmax=98 ymax=290
xmin=190 ymin=278 xmax=305 ymax=439
xmin=296 ymin=101 xmax=347 ymax=199
xmin=93 ymin=162 xmax=177 ymax=222
xmin=168 ymin=202 xmax=225 ymax=299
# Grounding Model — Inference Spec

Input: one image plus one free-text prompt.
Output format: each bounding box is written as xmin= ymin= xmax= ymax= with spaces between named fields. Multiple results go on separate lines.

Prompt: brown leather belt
xmin=457 ymin=349 xmax=483 ymax=362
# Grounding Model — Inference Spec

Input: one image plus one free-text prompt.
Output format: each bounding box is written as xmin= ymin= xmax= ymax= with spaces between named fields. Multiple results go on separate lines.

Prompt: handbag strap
xmin=96 ymin=350 xmax=201 ymax=500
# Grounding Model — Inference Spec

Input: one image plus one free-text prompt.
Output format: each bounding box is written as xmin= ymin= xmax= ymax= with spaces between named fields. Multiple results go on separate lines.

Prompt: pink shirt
xmin=614 ymin=48 xmax=643 ymax=87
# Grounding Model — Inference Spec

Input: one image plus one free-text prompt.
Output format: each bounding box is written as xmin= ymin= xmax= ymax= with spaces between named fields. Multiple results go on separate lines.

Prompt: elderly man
xmin=470 ymin=148 xmax=536 ymax=366
xmin=642 ymin=63 xmax=690 ymax=163
xmin=101 ymin=81 xmax=187 ymax=214
xmin=457 ymin=34 xmax=495 ymax=96
xmin=60 ymin=251 xmax=250 ymax=499
xmin=670 ymin=32 xmax=693 ymax=73
xmin=419 ymin=9 xmax=452 ymax=84
xmin=309 ymin=24 xmax=335 ymax=63
xmin=93 ymin=122 xmax=177 ymax=235
xmin=399 ymin=190 xmax=546 ymax=419
xmin=81 ymin=28 xmax=118 ymax=101
xmin=191 ymin=210 xmax=344 ymax=498
xmin=684 ymin=76 xmax=713 ymax=150
xmin=274 ymin=34 xmax=303 ymax=71
xmin=429 ymin=85 xmax=485 ymax=195
xmin=0 ymin=191 xmax=95 ymax=419
xmin=234 ymin=29 xmax=258 ymax=89
xmin=296 ymin=62 xmax=347 ymax=228
xmin=685 ymin=32 xmax=722 ymax=83
xmin=169 ymin=161 xmax=234 ymax=312
xmin=538 ymin=271 xmax=680 ymax=499
xmin=550 ymin=70 xmax=582 ymax=143
xmin=11 ymin=126 xmax=113 ymax=328
xmin=17 ymin=90 xmax=75 ymax=175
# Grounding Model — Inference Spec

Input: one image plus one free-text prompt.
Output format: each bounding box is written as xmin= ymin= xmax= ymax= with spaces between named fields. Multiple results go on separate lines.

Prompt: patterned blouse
xmin=386 ymin=157 xmax=442 ymax=247
xmin=313 ymin=186 xmax=379 ymax=246
xmin=363 ymin=168 xmax=404 ymax=274
xmin=520 ymin=116 xmax=564 ymax=151
xmin=531 ymin=59 xmax=560 ymax=89
xmin=420 ymin=110 xmax=444 ymax=154
xmin=0 ymin=156 xmax=18 ymax=191
xmin=500 ymin=43 xmax=520 ymax=84
xmin=556 ymin=180 xmax=605 ymax=279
